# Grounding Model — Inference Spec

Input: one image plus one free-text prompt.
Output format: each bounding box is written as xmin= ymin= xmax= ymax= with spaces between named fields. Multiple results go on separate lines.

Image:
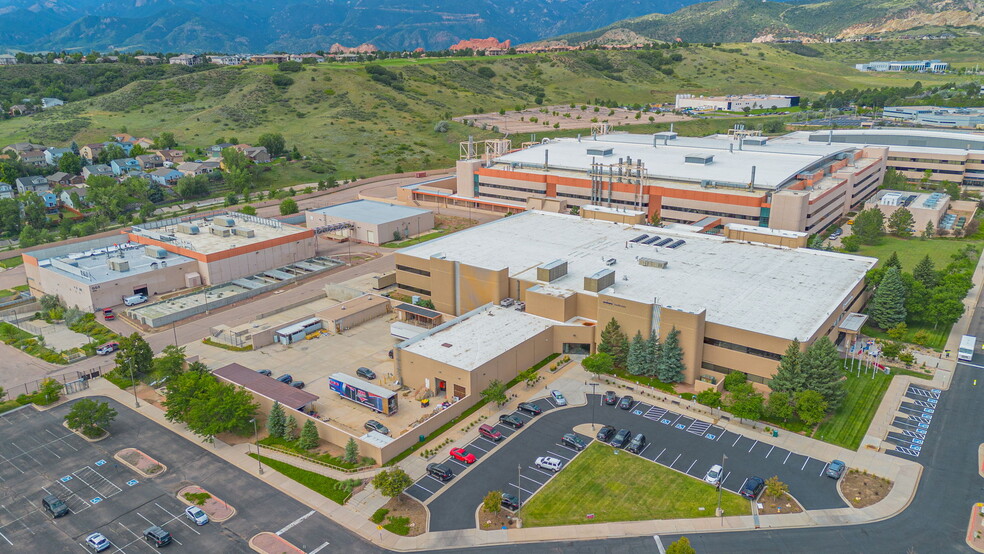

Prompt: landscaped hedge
xmin=258 ymin=435 xmax=375 ymax=470
xmin=0 ymin=322 xmax=67 ymax=364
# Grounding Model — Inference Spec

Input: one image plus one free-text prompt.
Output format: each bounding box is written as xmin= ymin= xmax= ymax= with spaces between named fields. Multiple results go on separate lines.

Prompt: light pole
xmin=717 ymin=453 xmax=727 ymax=518
xmin=585 ymin=381 xmax=598 ymax=430
xmin=127 ymin=364 xmax=140 ymax=408
xmin=171 ymin=321 xmax=178 ymax=347
xmin=252 ymin=418 xmax=263 ymax=475
xmin=516 ymin=463 xmax=522 ymax=526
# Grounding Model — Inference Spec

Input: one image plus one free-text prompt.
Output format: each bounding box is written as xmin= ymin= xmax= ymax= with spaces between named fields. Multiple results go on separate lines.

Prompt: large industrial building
xmin=774 ymin=129 xmax=984 ymax=187
xmin=24 ymin=212 xmax=316 ymax=311
xmin=305 ymin=200 xmax=434 ymax=245
xmin=394 ymin=210 xmax=876 ymax=390
xmin=883 ymin=106 xmax=984 ymax=129
xmin=855 ymin=60 xmax=949 ymax=73
xmin=674 ymin=94 xmax=800 ymax=111
xmin=438 ymin=133 xmax=885 ymax=234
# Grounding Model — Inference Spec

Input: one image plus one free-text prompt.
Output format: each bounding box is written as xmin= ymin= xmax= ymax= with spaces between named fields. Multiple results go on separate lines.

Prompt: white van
xmin=123 ymin=293 xmax=148 ymax=306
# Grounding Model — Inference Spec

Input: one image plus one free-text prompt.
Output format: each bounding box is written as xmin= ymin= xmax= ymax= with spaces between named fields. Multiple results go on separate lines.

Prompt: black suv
xmin=611 ymin=428 xmax=632 ymax=448
xmin=499 ymin=414 xmax=524 ymax=428
xmin=517 ymin=402 xmax=542 ymax=416
xmin=603 ymin=391 xmax=618 ymax=405
xmin=42 ymin=494 xmax=69 ymax=518
xmin=561 ymin=433 xmax=586 ymax=451
xmin=276 ymin=374 xmax=292 ymax=385
xmin=426 ymin=463 xmax=454 ymax=481
xmin=501 ymin=493 xmax=520 ymax=511
xmin=740 ymin=476 xmax=765 ymax=500
xmin=596 ymin=425 xmax=615 ymax=442
xmin=625 ymin=433 xmax=647 ymax=454
xmin=356 ymin=367 xmax=377 ymax=380
xmin=143 ymin=526 xmax=172 ymax=547
xmin=618 ymin=395 xmax=634 ymax=410
xmin=256 ymin=369 xmax=272 ymax=377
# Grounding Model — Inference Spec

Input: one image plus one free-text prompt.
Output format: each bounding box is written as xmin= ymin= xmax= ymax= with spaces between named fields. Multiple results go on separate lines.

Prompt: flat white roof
xmin=132 ymin=212 xmax=310 ymax=254
xmin=493 ymin=134 xmax=853 ymax=190
xmin=726 ymin=223 xmax=807 ymax=239
xmin=775 ymin=129 xmax=984 ymax=155
xmin=309 ymin=199 xmax=431 ymax=225
xmin=400 ymin=211 xmax=876 ymax=340
xmin=401 ymin=305 xmax=555 ymax=371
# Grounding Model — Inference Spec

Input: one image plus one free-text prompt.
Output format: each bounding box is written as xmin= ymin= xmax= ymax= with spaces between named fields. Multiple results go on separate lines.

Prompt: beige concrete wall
xmin=723 ymin=225 xmax=808 ymax=248
xmin=769 ymin=190 xmax=810 ymax=232
xmin=597 ymin=293 xmax=654 ymax=340
xmin=658 ymin=308 xmax=706 ymax=384
xmin=581 ymin=206 xmax=646 ymax=224
xmin=525 ymin=288 xmax=576 ymax=322
xmin=198 ymin=238 xmax=317 ymax=284
xmin=456 ymin=160 xmax=483 ymax=197
xmin=35 ymin=259 xmax=196 ymax=311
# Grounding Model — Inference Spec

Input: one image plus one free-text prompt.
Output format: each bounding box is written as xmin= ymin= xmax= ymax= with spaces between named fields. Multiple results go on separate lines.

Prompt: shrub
xmin=370 ymin=508 xmax=390 ymax=524
xmin=183 ymin=492 xmax=211 ymax=506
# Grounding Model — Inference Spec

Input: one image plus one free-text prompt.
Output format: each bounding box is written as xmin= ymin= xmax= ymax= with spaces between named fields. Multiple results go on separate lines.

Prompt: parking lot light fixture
xmin=127 ymin=365 xmax=140 ymax=408
xmin=717 ymin=453 xmax=727 ymax=518
xmin=585 ymin=382 xmax=598 ymax=429
xmin=252 ymin=418 xmax=263 ymax=475
xmin=517 ymin=463 xmax=522 ymax=524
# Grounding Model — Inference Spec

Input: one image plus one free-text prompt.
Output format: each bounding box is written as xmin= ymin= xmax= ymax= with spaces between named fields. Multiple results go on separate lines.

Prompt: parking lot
xmin=422 ymin=393 xmax=846 ymax=532
xmin=0 ymin=399 xmax=373 ymax=553
xmin=885 ymin=383 xmax=942 ymax=458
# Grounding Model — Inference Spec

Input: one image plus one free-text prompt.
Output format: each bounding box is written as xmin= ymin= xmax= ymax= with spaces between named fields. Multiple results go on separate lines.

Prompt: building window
xmin=397 ymin=283 xmax=431 ymax=296
xmin=701 ymin=362 xmax=771 ymax=385
xmin=396 ymin=264 xmax=430 ymax=277
xmin=478 ymin=182 xmax=544 ymax=194
xmin=661 ymin=205 xmax=760 ymax=221
xmin=703 ymin=337 xmax=782 ymax=361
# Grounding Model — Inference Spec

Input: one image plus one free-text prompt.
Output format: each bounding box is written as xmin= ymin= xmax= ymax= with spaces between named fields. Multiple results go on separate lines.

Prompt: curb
xmin=248 ymin=532 xmax=304 ymax=554
xmin=61 ymin=420 xmax=110 ymax=442
xmin=113 ymin=448 xmax=168 ymax=478
xmin=176 ymin=485 xmax=237 ymax=523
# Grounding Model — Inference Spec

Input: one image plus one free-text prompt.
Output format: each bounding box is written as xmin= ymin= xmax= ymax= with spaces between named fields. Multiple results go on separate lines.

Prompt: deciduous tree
xmin=483 ymin=490 xmax=502 ymax=514
xmin=887 ymin=208 xmax=914 ymax=237
xmin=115 ymin=333 xmax=153 ymax=383
xmin=65 ymin=398 xmax=117 ymax=437
xmin=481 ymin=379 xmax=508 ymax=407
xmin=666 ymin=537 xmax=696 ymax=554
xmin=279 ymin=197 xmax=298 ymax=215
xmin=372 ymin=469 xmax=413 ymax=500
xmin=795 ymin=390 xmax=828 ymax=426
xmin=581 ymin=352 xmax=613 ymax=380
xmin=728 ymin=383 xmax=764 ymax=422
xmin=257 ymin=133 xmax=287 ymax=157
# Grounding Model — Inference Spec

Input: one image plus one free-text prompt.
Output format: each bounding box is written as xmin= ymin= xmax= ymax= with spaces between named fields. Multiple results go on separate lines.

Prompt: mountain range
xmin=0 ymin=0 xmax=712 ymax=53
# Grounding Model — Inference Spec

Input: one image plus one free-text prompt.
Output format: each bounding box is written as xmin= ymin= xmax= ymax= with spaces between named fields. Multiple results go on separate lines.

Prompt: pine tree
xmin=769 ymin=339 xmax=806 ymax=395
xmin=626 ymin=331 xmax=647 ymax=375
xmin=887 ymin=208 xmax=915 ymax=237
xmin=869 ymin=266 xmax=907 ymax=329
xmin=913 ymin=254 xmax=937 ymax=288
xmin=655 ymin=327 xmax=685 ymax=383
xmin=267 ymin=401 xmax=286 ymax=438
xmin=884 ymin=251 xmax=902 ymax=271
xmin=598 ymin=318 xmax=629 ymax=369
xmin=344 ymin=437 xmax=360 ymax=465
xmin=643 ymin=331 xmax=661 ymax=378
xmin=298 ymin=419 xmax=320 ymax=450
xmin=802 ymin=336 xmax=845 ymax=409
xmin=284 ymin=415 xmax=298 ymax=440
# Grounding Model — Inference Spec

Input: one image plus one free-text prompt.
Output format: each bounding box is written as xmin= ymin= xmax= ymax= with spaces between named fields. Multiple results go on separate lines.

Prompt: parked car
xmin=42 ymin=494 xmax=69 ymax=518
xmin=276 ymin=374 xmax=293 ymax=384
xmin=517 ymin=402 xmax=542 ymax=416
xmin=618 ymin=395 xmax=634 ymax=410
xmin=611 ymin=428 xmax=632 ymax=448
xmin=449 ymin=447 xmax=477 ymax=464
xmin=365 ymin=420 xmax=390 ymax=435
xmin=426 ymin=463 xmax=454 ymax=481
xmin=102 ymin=308 xmax=115 ymax=321
xmin=356 ymin=367 xmax=377 ymax=380
xmin=143 ymin=525 xmax=172 ymax=547
xmin=478 ymin=424 xmax=503 ymax=441
xmin=826 ymin=460 xmax=846 ymax=479
xmin=739 ymin=476 xmax=765 ymax=500
xmin=499 ymin=414 xmax=524 ymax=428
xmin=561 ymin=433 xmax=586 ymax=451
xmin=501 ymin=492 xmax=520 ymax=511
xmin=704 ymin=464 xmax=723 ymax=485
xmin=551 ymin=390 xmax=567 ymax=406
xmin=596 ymin=425 xmax=616 ymax=442
xmin=603 ymin=391 xmax=618 ymax=405
xmin=184 ymin=506 xmax=209 ymax=525
xmin=85 ymin=532 xmax=111 ymax=552
xmin=290 ymin=381 xmax=305 ymax=389
xmin=625 ymin=433 xmax=647 ymax=454
xmin=96 ymin=341 xmax=120 ymax=355
xmin=256 ymin=369 xmax=272 ymax=376
xmin=535 ymin=456 xmax=563 ymax=472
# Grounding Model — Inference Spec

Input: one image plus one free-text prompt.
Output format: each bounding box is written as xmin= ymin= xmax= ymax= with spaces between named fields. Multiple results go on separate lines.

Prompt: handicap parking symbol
xmin=60 ymin=476 xmax=73 ymax=483
xmin=661 ymin=419 xmax=672 ymax=425
xmin=90 ymin=497 xmax=102 ymax=504
xmin=126 ymin=479 xmax=139 ymax=487
xmin=95 ymin=459 xmax=107 ymax=466
xmin=706 ymin=434 xmax=717 ymax=440
xmin=632 ymin=410 xmax=643 ymax=416
xmin=675 ymin=424 xmax=686 ymax=430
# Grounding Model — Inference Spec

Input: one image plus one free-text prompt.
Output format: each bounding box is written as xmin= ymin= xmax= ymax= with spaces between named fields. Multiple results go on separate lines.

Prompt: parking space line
xmin=670 ymin=453 xmax=681 ymax=467
xmin=716 ymin=431 xmax=723 ymax=441
xmin=527 ymin=466 xmax=554 ymax=478
xmin=541 ymin=397 xmax=556 ymax=408
xmin=784 ymin=451 xmax=792 ymax=464
xmin=45 ymin=428 xmax=79 ymax=452
xmin=10 ymin=443 xmax=40 ymax=466
xmin=0 ymin=529 xmax=10 ymax=546
xmin=507 ymin=482 xmax=535 ymax=496
xmin=445 ymin=459 xmax=467 ymax=469
xmin=547 ymin=449 xmax=573 ymax=460
xmin=670 ymin=413 xmax=683 ymax=426
xmin=629 ymin=401 xmax=641 ymax=411
xmin=425 ymin=475 xmax=447 ymax=486
xmin=765 ymin=445 xmax=775 ymax=458
xmin=637 ymin=443 xmax=651 ymax=457
xmin=685 ymin=459 xmax=697 ymax=474
xmin=520 ymin=473 xmax=544 ymax=486
xmin=732 ymin=435 xmax=742 ymax=447
xmin=747 ymin=440 xmax=758 ymax=453
xmin=801 ymin=456 xmax=811 ymax=470
xmin=468 ymin=442 xmax=488 ymax=453
xmin=819 ymin=462 xmax=829 ymax=477
xmin=154 ymin=502 xmax=201 ymax=535
xmin=720 ymin=471 xmax=731 ymax=486
xmin=309 ymin=541 xmax=331 ymax=554
xmin=276 ymin=510 xmax=316 ymax=536
xmin=654 ymin=448 xmax=666 ymax=461
xmin=737 ymin=477 xmax=749 ymax=493
xmin=411 ymin=481 xmax=437 ymax=495
xmin=28 ymin=435 xmax=62 ymax=460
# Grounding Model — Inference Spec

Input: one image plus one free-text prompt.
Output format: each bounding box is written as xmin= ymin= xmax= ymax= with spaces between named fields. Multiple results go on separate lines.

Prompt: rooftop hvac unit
xmin=213 ymin=217 xmax=236 ymax=228
xmin=743 ymin=136 xmax=768 ymax=146
xmin=584 ymin=268 xmax=615 ymax=292
xmin=145 ymin=246 xmax=168 ymax=259
xmin=537 ymin=259 xmax=568 ymax=282
xmin=586 ymin=147 xmax=614 ymax=156
xmin=210 ymin=227 xmax=232 ymax=237
xmin=638 ymin=257 xmax=668 ymax=269
xmin=233 ymin=227 xmax=255 ymax=238
xmin=654 ymin=131 xmax=678 ymax=140
xmin=107 ymin=258 xmax=130 ymax=272
xmin=176 ymin=222 xmax=199 ymax=235
xmin=685 ymin=153 xmax=714 ymax=165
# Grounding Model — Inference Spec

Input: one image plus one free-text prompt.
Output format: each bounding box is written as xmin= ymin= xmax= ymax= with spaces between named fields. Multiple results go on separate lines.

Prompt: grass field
xmin=814 ymin=369 xmax=892 ymax=450
xmin=520 ymin=442 xmax=750 ymax=526
xmin=854 ymin=237 xmax=980 ymax=271
xmin=247 ymin=453 xmax=351 ymax=504
xmin=382 ymin=230 xmax=447 ymax=248
xmin=861 ymin=322 xmax=950 ymax=350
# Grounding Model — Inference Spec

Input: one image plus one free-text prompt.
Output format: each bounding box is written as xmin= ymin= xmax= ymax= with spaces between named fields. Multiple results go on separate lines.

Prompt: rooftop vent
xmin=584 ymin=268 xmax=615 ymax=292
xmin=233 ymin=227 xmax=256 ymax=238
xmin=537 ymin=259 xmax=568 ymax=282
xmin=213 ymin=217 xmax=236 ymax=228
xmin=107 ymin=258 xmax=130 ymax=272
xmin=176 ymin=222 xmax=199 ymax=235
xmin=144 ymin=246 xmax=167 ymax=259
xmin=210 ymin=227 xmax=232 ymax=237
xmin=638 ymin=257 xmax=668 ymax=269
xmin=654 ymin=131 xmax=678 ymax=141
xmin=685 ymin=153 xmax=714 ymax=165
xmin=743 ymin=136 xmax=768 ymax=146
xmin=586 ymin=147 xmax=613 ymax=157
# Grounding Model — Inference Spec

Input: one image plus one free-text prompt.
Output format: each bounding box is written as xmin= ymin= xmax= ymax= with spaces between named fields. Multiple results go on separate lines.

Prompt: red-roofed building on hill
xmin=449 ymin=37 xmax=511 ymax=55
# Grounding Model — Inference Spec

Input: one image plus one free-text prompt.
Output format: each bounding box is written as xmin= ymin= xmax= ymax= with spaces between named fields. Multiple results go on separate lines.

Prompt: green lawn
xmin=382 ymin=230 xmax=447 ymax=248
xmin=861 ymin=322 xmax=950 ymax=351
xmin=520 ymin=442 xmax=750 ymax=527
xmin=854 ymin=237 xmax=978 ymax=271
xmin=247 ymin=454 xmax=350 ymax=504
xmin=0 ymin=257 xmax=24 ymax=269
xmin=814 ymin=369 xmax=892 ymax=450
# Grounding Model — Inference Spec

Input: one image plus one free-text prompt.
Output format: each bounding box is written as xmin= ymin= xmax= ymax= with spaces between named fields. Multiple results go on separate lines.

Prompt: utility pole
xmin=717 ymin=453 xmax=727 ymax=518
xmin=516 ymin=463 xmax=522 ymax=526
xmin=252 ymin=418 xmax=263 ymax=475
xmin=585 ymin=381 xmax=598 ymax=430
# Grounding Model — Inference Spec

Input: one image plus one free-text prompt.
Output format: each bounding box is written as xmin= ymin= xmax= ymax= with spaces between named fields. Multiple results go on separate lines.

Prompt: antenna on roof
xmin=670 ymin=123 xmax=674 ymax=133
xmin=827 ymin=129 xmax=833 ymax=145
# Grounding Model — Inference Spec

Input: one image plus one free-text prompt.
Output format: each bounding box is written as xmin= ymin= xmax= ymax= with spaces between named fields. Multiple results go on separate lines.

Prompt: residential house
xmin=110 ymin=158 xmax=142 ymax=175
xmin=207 ymin=55 xmax=241 ymax=65
xmin=134 ymin=55 xmax=161 ymax=64
xmin=8 ymin=105 xmax=32 ymax=116
xmin=103 ymin=141 xmax=134 ymax=156
xmin=149 ymin=168 xmax=183 ymax=186
xmin=176 ymin=161 xmax=219 ymax=176
xmin=208 ymin=143 xmax=235 ymax=156
xmin=46 ymin=172 xmax=75 ymax=187
xmin=59 ymin=186 xmax=88 ymax=209
xmin=289 ymin=53 xmax=324 ymax=63
xmin=0 ymin=183 xmax=14 ymax=200
xmin=111 ymin=133 xmax=134 ymax=143
xmin=169 ymin=54 xmax=203 ymax=66
xmin=79 ymin=144 xmax=104 ymax=162
xmin=15 ymin=175 xmax=51 ymax=195
xmin=82 ymin=164 xmax=114 ymax=179
xmin=151 ymin=149 xmax=184 ymax=165
xmin=44 ymin=147 xmax=73 ymax=166
xmin=135 ymin=154 xmax=164 ymax=170
xmin=2 ymin=142 xmax=43 ymax=156
xmin=239 ymin=145 xmax=271 ymax=163
xmin=250 ymin=54 xmax=288 ymax=64
xmin=133 ymin=137 xmax=154 ymax=149
xmin=41 ymin=98 xmax=64 ymax=109
xmin=41 ymin=191 xmax=58 ymax=212
xmin=0 ymin=54 xmax=17 ymax=65
xmin=18 ymin=150 xmax=48 ymax=166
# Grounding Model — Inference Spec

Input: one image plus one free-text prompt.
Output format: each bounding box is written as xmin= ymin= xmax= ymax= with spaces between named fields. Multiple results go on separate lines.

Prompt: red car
xmin=449 ymin=448 xmax=477 ymax=464
xmin=102 ymin=308 xmax=115 ymax=321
